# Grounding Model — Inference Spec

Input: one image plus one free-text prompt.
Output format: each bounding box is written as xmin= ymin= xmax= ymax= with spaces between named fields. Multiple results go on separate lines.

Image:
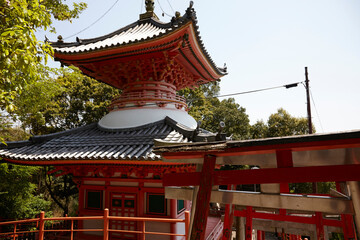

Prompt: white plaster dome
xmin=98 ymin=107 xmax=197 ymax=130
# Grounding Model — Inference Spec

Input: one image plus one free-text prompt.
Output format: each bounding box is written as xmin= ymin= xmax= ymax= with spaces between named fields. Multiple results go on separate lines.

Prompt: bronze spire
xmin=140 ymin=0 xmax=159 ymax=20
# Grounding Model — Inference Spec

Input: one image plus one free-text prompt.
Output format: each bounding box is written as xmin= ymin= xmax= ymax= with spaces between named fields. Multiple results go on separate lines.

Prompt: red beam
xmin=163 ymin=164 xmax=360 ymax=186
xmin=234 ymin=210 xmax=344 ymax=227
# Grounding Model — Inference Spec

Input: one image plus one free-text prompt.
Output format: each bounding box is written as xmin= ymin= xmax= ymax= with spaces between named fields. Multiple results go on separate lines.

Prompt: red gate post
xmin=103 ymin=209 xmax=109 ymax=240
xmin=336 ymin=182 xmax=357 ymax=240
xmin=38 ymin=211 xmax=45 ymax=240
xmin=315 ymin=212 xmax=325 ymax=240
xmin=190 ymin=155 xmax=216 ymax=240
xmin=222 ymin=185 xmax=235 ymax=240
xmin=245 ymin=207 xmax=253 ymax=240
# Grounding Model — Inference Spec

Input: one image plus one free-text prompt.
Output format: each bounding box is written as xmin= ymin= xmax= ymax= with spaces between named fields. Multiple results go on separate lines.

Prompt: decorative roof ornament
xmin=145 ymin=0 xmax=154 ymax=12
xmin=140 ymin=0 xmax=159 ymax=20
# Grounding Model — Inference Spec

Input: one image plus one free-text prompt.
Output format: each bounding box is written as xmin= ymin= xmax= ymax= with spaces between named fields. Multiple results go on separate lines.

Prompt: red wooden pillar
xmin=342 ymin=214 xmax=356 ymax=240
xmin=190 ymin=155 xmax=216 ymax=240
xmin=222 ymin=185 xmax=235 ymax=240
xmin=257 ymin=230 xmax=262 ymax=240
xmin=245 ymin=207 xmax=253 ymax=240
xmin=276 ymin=150 xmax=293 ymax=193
xmin=315 ymin=212 xmax=325 ymax=240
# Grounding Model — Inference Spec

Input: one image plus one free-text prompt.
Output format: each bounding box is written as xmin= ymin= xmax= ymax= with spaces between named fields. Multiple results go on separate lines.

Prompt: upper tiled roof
xmin=51 ymin=3 xmax=227 ymax=76
xmin=52 ymin=20 xmax=169 ymax=54
xmin=0 ymin=117 xmax=201 ymax=165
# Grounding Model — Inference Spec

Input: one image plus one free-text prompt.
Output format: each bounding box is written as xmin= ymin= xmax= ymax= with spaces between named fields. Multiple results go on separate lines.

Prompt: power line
xmin=166 ymin=0 xmax=175 ymax=14
xmin=156 ymin=0 xmax=173 ymax=17
xmin=64 ymin=0 xmax=120 ymax=40
xmin=309 ymin=89 xmax=324 ymax=132
xmin=214 ymin=81 xmax=303 ymax=98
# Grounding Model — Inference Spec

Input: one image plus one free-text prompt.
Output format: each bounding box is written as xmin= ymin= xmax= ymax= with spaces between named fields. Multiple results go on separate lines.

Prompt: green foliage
xmin=0 ymin=0 xmax=86 ymax=112
xmin=44 ymin=167 xmax=78 ymax=216
xmin=202 ymin=98 xmax=250 ymax=140
xmin=14 ymin=66 xmax=119 ymax=135
xmin=290 ymin=182 xmax=336 ymax=194
xmin=179 ymin=82 xmax=251 ymax=140
xmin=0 ymin=114 xmax=30 ymax=141
xmin=0 ymin=163 xmax=51 ymax=220
xmin=250 ymin=108 xmax=315 ymax=139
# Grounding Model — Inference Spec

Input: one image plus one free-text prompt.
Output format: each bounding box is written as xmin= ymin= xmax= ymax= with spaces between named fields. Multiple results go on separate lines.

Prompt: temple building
xmin=0 ymin=1 xmax=226 ymax=239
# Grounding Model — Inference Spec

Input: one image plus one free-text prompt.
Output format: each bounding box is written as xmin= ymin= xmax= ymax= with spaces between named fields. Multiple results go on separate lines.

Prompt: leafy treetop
xmin=0 ymin=0 xmax=87 ymax=112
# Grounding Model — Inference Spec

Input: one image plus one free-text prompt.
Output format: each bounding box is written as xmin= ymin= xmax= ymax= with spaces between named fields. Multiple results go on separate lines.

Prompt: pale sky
xmin=38 ymin=0 xmax=360 ymax=133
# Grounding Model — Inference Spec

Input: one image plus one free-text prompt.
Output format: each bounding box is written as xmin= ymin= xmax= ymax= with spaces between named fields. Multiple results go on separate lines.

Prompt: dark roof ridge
xmin=1 ymin=123 xmax=98 ymax=149
xmin=226 ymin=129 xmax=360 ymax=148
xmin=163 ymin=116 xmax=195 ymax=139
xmin=30 ymin=123 xmax=98 ymax=143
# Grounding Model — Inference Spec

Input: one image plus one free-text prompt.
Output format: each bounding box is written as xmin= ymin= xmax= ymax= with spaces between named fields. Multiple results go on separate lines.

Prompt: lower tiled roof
xmin=0 ymin=117 xmax=196 ymax=164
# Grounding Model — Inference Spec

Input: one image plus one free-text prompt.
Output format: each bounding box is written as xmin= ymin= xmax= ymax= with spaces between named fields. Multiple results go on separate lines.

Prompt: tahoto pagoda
xmin=0 ymin=1 xmax=226 ymax=240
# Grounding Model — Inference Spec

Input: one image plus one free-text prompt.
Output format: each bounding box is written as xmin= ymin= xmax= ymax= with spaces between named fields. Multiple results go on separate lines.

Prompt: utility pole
xmin=305 ymin=67 xmax=317 ymax=193
xmin=305 ymin=67 xmax=313 ymax=134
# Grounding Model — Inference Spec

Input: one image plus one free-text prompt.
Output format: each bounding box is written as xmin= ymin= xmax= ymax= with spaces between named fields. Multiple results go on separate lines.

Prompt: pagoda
xmin=0 ymin=1 xmax=226 ymax=240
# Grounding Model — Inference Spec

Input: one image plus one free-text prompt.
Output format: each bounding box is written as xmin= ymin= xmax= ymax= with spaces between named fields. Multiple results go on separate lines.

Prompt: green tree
xmin=179 ymin=82 xmax=251 ymax=140
xmin=202 ymin=98 xmax=250 ymax=140
xmin=0 ymin=163 xmax=51 ymax=220
xmin=44 ymin=167 xmax=78 ymax=216
xmin=266 ymin=108 xmax=311 ymax=137
xmin=0 ymin=0 xmax=86 ymax=112
xmin=250 ymin=108 xmax=314 ymax=139
xmin=14 ymin=66 xmax=119 ymax=134
xmin=11 ymin=66 xmax=118 ymax=216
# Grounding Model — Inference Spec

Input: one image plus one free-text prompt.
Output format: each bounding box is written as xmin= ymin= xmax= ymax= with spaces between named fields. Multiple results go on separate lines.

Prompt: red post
xmin=70 ymin=220 xmax=74 ymax=240
xmin=257 ymin=230 xmax=262 ymax=240
xmin=141 ymin=221 xmax=146 ymax=240
xmin=38 ymin=211 xmax=45 ymax=240
xmin=185 ymin=211 xmax=190 ymax=240
xmin=103 ymin=208 xmax=109 ymax=240
xmin=245 ymin=207 xmax=253 ymax=240
xmin=315 ymin=212 xmax=324 ymax=240
xmin=12 ymin=224 xmax=16 ymax=240
xmin=222 ymin=185 xmax=235 ymax=240
xmin=190 ymin=155 xmax=216 ymax=240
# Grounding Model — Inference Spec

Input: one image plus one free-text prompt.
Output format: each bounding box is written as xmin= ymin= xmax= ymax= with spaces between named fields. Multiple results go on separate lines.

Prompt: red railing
xmin=0 ymin=209 xmax=190 ymax=240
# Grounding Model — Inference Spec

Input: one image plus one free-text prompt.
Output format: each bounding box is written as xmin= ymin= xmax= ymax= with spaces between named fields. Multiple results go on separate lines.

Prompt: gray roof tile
xmin=0 ymin=117 xmax=201 ymax=164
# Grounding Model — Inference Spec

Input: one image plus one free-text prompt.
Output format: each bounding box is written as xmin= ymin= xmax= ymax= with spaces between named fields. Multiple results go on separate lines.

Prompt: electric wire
xmin=309 ymin=89 xmax=325 ymax=133
xmin=64 ymin=0 xmax=120 ymax=40
xmin=214 ymin=81 xmax=303 ymax=99
xmin=166 ymin=0 xmax=175 ymax=14
xmin=110 ymin=81 xmax=304 ymax=110
xmin=156 ymin=0 xmax=173 ymax=17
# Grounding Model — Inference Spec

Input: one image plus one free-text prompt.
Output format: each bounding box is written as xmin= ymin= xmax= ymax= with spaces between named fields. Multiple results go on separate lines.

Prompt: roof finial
xmin=145 ymin=0 xmax=154 ymax=13
xmin=140 ymin=0 xmax=159 ymax=20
